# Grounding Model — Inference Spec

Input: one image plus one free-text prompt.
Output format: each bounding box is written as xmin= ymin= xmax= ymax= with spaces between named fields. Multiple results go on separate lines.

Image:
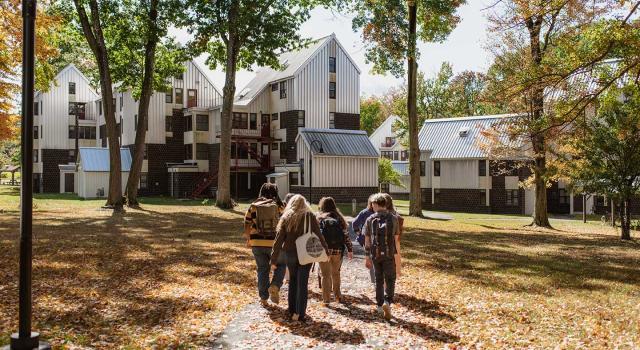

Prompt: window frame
xmin=33 ymin=102 xmax=39 ymax=116
xmin=196 ymin=143 xmax=208 ymax=160
xmin=196 ymin=114 xmax=209 ymax=131
xmin=434 ymin=161 xmax=441 ymax=177
xmin=505 ymin=189 xmax=519 ymax=206
xmin=297 ymin=111 xmax=305 ymax=127
xmin=329 ymin=81 xmax=336 ymax=99
xmin=289 ymin=172 xmax=299 ymax=186
xmin=184 ymin=144 xmax=193 ymax=160
xmin=272 ymin=112 xmax=278 ymax=121
xmin=249 ymin=113 xmax=257 ymax=130
xmin=271 ymin=83 xmax=278 ymax=91
xmin=479 ymin=159 xmax=487 ymax=177
xmin=139 ymin=173 xmax=148 ymax=189
xmin=280 ymin=142 xmax=287 ymax=159
xmin=165 ymin=88 xmax=173 ymax=103
xmin=68 ymin=82 xmax=76 ymax=95
xmin=175 ymin=88 xmax=183 ymax=104
xmin=329 ymin=112 xmax=335 ymax=129
xmin=329 ymin=57 xmax=336 ymax=73
xmin=420 ymin=161 xmax=426 ymax=177
xmin=279 ymin=81 xmax=287 ymax=99
xmin=33 ymin=126 xmax=39 ymax=140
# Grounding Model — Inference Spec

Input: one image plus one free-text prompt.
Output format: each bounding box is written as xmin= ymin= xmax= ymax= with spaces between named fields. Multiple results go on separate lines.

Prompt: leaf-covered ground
xmin=1 ymin=186 xmax=639 ymax=349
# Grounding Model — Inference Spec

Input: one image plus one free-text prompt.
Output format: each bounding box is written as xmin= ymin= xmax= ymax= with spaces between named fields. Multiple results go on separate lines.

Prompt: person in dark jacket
xmin=271 ymin=194 xmax=328 ymax=322
xmin=352 ymin=194 xmax=375 ymax=283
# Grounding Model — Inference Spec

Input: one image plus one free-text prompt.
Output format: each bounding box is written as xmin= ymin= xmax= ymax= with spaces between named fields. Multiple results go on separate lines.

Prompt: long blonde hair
xmin=278 ymin=194 xmax=312 ymax=233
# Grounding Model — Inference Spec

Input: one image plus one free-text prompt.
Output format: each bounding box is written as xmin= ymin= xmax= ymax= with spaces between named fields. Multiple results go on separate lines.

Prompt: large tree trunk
xmin=620 ymin=198 xmax=631 ymax=240
xmin=216 ymin=37 xmax=238 ymax=209
xmin=527 ymin=17 xmax=550 ymax=227
xmin=125 ymin=0 xmax=158 ymax=206
xmin=407 ymin=0 xmax=423 ymax=217
xmin=74 ymin=0 xmax=123 ymax=211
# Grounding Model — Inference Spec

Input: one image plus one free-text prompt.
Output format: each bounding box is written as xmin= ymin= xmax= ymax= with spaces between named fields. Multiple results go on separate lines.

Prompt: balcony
xmin=381 ymin=140 xmax=397 ymax=148
xmin=231 ymin=158 xmax=261 ymax=168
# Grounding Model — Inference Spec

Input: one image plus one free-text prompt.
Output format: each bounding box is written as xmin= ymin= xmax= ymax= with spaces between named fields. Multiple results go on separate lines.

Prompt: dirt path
xmin=210 ymin=233 xmax=458 ymax=349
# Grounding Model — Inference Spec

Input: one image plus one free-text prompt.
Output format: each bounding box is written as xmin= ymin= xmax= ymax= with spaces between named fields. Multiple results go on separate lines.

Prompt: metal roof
xmin=391 ymin=161 xmax=409 ymax=176
xmin=418 ymin=114 xmax=523 ymax=159
xmin=297 ymin=128 xmax=379 ymax=157
xmin=78 ymin=147 xmax=132 ymax=172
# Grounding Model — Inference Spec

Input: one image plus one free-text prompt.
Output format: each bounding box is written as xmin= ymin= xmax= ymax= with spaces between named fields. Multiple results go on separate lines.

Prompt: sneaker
xmin=268 ymin=285 xmax=280 ymax=304
xmin=376 ymin=306 xmax=384 ymax=315
xmin=260 ymin=299 xmax=268 ymax=307
xmin=382 ymin=302 xmax=392 ymax=320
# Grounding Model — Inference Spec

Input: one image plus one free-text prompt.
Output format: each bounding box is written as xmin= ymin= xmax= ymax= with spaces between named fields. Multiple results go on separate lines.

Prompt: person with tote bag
xmin=271 ymin=194 xmax=328 ymax=322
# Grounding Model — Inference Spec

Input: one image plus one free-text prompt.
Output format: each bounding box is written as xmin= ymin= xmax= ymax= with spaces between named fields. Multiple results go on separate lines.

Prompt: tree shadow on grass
xmin=264 ymin=304 xmax=366 ymax=346
xmin=394 ymin=293 xmax=455 ymax=321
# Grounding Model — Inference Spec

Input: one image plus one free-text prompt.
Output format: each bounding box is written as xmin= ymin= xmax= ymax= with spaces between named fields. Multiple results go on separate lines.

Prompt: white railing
xmin=232 ymin=158 xmax=260 ymax=167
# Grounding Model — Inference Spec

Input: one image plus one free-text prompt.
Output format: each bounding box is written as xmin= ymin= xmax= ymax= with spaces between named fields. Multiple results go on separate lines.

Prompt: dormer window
xmin=459 ymin=127 xmax=470 ymax=137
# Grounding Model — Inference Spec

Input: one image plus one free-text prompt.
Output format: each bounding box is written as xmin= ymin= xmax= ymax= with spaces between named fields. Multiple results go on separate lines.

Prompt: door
xmin=64 ymin=173 xmax=75 ymax=193
xmin=187 ymin=89 xmax=197 ymax=108
xmin=261 ymin=114 xmax=270 ymax=137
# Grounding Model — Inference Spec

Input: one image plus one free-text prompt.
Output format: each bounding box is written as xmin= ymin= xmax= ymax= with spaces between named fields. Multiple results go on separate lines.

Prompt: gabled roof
xmin=418 ymin=114 xmax=522 ymax=159
xmin=78 ymin=147 xmax=132 ymax=172
xmin=297 ymin=128 xmax=379 ymax=157
xmin=37 ymin=64 xmax=98 ymax=98
xmin=234 ymin=33 xmax=359 ymax=106
xmin=190 ymin=60 xmax=223 ymax=97
xmin=369 ymin=115 xmax=401 ymax=141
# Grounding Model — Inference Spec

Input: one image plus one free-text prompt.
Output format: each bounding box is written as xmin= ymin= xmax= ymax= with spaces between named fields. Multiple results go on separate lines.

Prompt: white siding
xmin=420 ymin=151 xmax=432 ymax=188
xmin=77 ymin=171 xmax=128 ymax=199
xmin=335 ymin=41 xmax=360 ymax=114
xmin=294 ymin=43 xmax=329 ymax=128
xmin=296 ymin=137 xmax=377 ymax=188
xmin=39 ymin=65 xmax=99 ymax=149
xmin=438 ymin=159 xmax=479 ymax=189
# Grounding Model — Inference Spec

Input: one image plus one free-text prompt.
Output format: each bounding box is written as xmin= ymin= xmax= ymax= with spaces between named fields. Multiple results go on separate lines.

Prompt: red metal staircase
xmin=234 ymin=141 xmax=271 ymax=171
xmin=190 ymin=171 xmax=218 ymax=198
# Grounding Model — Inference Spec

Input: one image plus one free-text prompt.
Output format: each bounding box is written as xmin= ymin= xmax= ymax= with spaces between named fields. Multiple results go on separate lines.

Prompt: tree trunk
xmin=125 ymin=0 xmax=158 ymax=206
xmin=74 ymin=0 xmax=123 ymax=211
xmin=620 ymin=198 xmax=631 ymax=240
xmin=407 ymin=0 xmax=423 ymax=217
xmin=527 ymin=17 xmax=550 ymax=227
xmin=216 ymin=36 xmax=238 ymax=209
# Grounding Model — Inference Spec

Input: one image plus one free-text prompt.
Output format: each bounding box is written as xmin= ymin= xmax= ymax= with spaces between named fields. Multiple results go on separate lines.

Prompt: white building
xmin=369 ymin=115 xmax=407 ymax=161
xmin=33 ymin=64 xmax=100 ymax=193
xmin=75 ymin=147 xmax=131 ymax=199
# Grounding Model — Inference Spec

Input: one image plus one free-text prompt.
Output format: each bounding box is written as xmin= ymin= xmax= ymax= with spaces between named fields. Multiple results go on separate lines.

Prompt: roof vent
xmin=459 ymin=127 xmax=470 ymax=137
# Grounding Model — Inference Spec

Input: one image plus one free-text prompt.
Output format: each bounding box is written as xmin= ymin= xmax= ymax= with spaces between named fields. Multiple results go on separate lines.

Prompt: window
xmin=97 ymin=101 xmax=102 ymax=115
xmin=196 ymin=114 xmax=209 ymax=131
xmin=119 ymin=94 xmax=123 ymax=111
xmin=232 ymin=113 xmax=248 ymax=129
xmin=33 ymin=126 xmax=39 ymax=139
xmin=393 ymin=151 xmax=399 ymax=160
xmin=196 ymin=143 xmax=208 ymax=160
xmin=329 ymin=57 xmax=336 ymax=73
xmin=381 ymin=183 xmax=390 ymax=193
xmin=384 ymin=137 xmax=396 ymax=147
xmin=272 ymin=113 xmax=278 ymax=121
xmin=185 ymin=115 xmax=192 ymax=131
xmin=280 ymin=142 xmax=287 ymax=159
xmin=480 ymin=189 xmax=487 ymax=206
xmin=139 ymin=173 xmax=148 ymax=189
xmin=236 ymin=143 xmax=248 ymax=159
xmin=134 ymin=115 xmax=137 ymax=131
xmin=434 ymin=161 xmax=441 ymax=177
xmin=40 ymin=125 xmax=43 ymax=138
xmin=33 ymin=102 xmax=39 ymax=115
xmin=279 ymin=81 xmax=286 ymax=99
xmin=329 ymin=82 xmax=336 ymax=99
xmin=271 ymin=83 xmax=278 ymax=91
xmin=420 ymin=161 xmax=426 ymax=177
xmin=69 ymin=126 xmax=96 ymax=139
xmin=249 ymin=143 xmax=258 ymax=157
xmin=69 ymin=82 xmax=76 ymax=95
xmin=299 ymin=158 xmax=305 ymax=186
xmin=479 ymin=159 xmax=487 ymax=176
xmin=381 ymin=151 xmax=393 ymax=160
xmin=230 ymin=143 xmax=237 ymax=158
xmin=329 ymin=112 xmax=335 ymax=129
xmin=401 ymin=150 xmax=408 ymax=161
xmin=559 ymin=189 xmax=570 ymax=204
xmin=165 ymin=115 xmax=172 ymax=132
xmin=33 ymin=149 xmax=38 ymax=163
xmin=68 ymin=149 xmax=76 ymax=163
xmin=506 ymin=190 xmax=519 ymax=206
xmin=175 ymin=72 xmax=183 ymax=80
xmin=272 ymin=143 xmax=278 ymax=151
xmin=175 ymin=88 xmax=183 ymax=104
xmin=165 ymin=88 xmax=173 ymax=103
xmin=249 ymin=113 xmax=257 ymax=130
xmin=184 ymin=144 xmax=193 ymax=159
xmin=434 ymin=189 xmax=441 ymax=204
xmin=289 ymin=172 xmax=299 ymax=186
xmin=68 ymin=126 xmax=75 ymax=139
xmin=187 ymin=89 xmax=197 ymax=107
xmin=297 ymin=111 xmax=305 ymax=127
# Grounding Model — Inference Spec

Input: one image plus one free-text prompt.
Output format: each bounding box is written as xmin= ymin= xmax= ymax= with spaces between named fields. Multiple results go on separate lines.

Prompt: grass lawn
xmin=1 ymin=186 xmax=639 ymax=349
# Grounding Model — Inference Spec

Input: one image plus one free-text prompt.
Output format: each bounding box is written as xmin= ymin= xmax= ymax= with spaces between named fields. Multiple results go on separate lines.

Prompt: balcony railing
xmin=231 ymin=158 xmax=260 ymax=167
xmin=381 ymin=141 xmax=396 ymax=148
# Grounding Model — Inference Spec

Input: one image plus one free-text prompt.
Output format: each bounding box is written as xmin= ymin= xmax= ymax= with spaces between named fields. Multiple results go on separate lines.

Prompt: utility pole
xmin=3 ymin=0 xmax=51 ymax=349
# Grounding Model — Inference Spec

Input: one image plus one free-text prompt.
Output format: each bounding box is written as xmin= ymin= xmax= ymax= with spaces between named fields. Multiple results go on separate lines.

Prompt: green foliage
xmin=0 ymin=139 xmax=19 ymax=167
xmin=378 ymin=157 xmax=404 ymax=187
xmin=351 ymin=0 xmax=465 ymax=78
xmin=360 ymin=97 xmax=386 ymax=135
xmin=570 ymin=83 xmax=640 ymax=200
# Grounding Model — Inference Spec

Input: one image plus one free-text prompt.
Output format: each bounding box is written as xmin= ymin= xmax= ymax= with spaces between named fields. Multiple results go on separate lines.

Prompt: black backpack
xmin=320 ymin=217 xmax=344 ymax=250
xmin=368 ymin=212 xmax=396 ymax=262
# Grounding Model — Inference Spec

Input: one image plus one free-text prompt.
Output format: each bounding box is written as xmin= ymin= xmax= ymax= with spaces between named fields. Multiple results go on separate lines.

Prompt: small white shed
xmin=76 ymin=147 xmax=131 ymax=199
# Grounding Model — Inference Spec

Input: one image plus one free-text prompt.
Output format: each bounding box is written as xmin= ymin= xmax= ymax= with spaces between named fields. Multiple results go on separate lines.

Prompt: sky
xmin=176 ymin=0 xmax=495 ymax=97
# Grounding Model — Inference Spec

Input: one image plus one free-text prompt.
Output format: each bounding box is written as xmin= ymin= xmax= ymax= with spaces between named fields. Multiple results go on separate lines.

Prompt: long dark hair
xmin=258 ymin=183 xmax=284 ymax=207
xmin=318 ymin=197 xmax=347 ymax=230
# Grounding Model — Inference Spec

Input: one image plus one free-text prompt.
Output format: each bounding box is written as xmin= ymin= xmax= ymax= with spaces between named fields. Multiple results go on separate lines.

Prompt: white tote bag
xmin=295 ymin=213 xmax=329 ymax=265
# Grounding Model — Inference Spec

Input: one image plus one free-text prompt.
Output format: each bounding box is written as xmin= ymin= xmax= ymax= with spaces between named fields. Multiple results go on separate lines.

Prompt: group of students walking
xmin=243 ymin=183 xmax=402 ymax=323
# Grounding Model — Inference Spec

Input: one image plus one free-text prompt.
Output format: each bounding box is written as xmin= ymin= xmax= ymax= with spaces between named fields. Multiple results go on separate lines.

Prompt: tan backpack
xmin=255 ymin=199 xmax=279 ymax=237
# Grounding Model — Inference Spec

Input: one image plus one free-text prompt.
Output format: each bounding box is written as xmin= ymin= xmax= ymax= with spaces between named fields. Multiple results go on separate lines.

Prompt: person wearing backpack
xmin=382 ymin=193 xmax=403 ymax=277
xmin=363 ymin=193 xmax=401 ymax=321
xmin=243 ymin=183 xmax=286 ymax=306
xmin=352 ymin=194 xmax=375 ymax=283
xmin=316 ymin=197 xmax=353 ymax=305
xmin=271 ymin=194 xmax=328 ymax=322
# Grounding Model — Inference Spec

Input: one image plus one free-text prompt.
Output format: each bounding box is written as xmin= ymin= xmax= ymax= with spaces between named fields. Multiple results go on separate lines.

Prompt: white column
xmin=569 ymin=192 xmax=574 ymax=215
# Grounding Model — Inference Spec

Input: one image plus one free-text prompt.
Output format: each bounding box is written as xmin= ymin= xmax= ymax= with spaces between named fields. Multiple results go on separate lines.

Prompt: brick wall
xmin=208 ymin=143 xmax=220 ymax=187
xmin=419 ymin=188 xmax=490 ymax=213
xmin=289 ymin=186 xmax=377 ymax=204
xmin=41 ymin=149 xmax=70 ymax=193
xmin=169 ymin=172 xmax=201 ymax=198
xmin=280 ymin=110 xmax=301 ymax=163
xmin=546 ymin=182 xmax=570 ymax=214
xmin=334 ymin=113 xmax=360 ymax=130
xmin=230 ymin=171 xmax=268 ymax=200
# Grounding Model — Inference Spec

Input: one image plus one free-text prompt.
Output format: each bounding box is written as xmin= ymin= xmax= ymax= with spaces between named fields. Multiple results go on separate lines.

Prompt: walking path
xmin=210 ymin=233 xmax=459 ymax=349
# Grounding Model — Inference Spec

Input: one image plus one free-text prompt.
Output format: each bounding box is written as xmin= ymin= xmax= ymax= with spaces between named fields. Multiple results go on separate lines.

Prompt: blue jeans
xmin=252 ymin=246 xmax=286 ymax=300
xmin=286 ymin=251 xmax=312 ymax=319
